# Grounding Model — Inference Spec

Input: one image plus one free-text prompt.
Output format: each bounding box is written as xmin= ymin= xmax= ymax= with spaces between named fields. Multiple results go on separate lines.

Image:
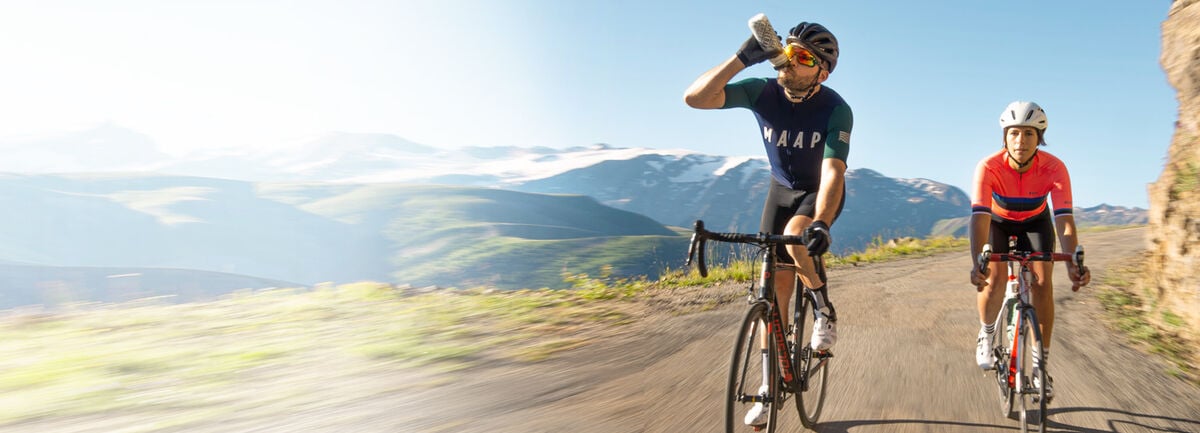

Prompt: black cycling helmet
xmin=786 ymin=22 xmax=839 ymax=72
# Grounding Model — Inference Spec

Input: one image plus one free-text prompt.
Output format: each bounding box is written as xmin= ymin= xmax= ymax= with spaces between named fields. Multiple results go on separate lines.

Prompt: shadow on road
xmin=814 ymin=419 xmax=1013 ymax=432
xmin=811 ymin=407 xmax=1199 ymax=433
xmin=1045 ymin=407 xmax=1200 ymax=433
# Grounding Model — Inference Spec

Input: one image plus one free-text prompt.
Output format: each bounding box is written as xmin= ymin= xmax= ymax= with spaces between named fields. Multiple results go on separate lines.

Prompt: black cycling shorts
xmin=759 ymin=177 xmax=844 ymax=264
xmin=989 ymin=207 xmax=1056 ymax=254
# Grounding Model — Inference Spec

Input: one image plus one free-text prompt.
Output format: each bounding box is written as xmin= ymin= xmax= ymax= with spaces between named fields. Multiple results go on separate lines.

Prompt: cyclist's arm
xmin=1054 ymin=214 xmax=1080 ymax=255
xmin=1054 ymin=213 xmax=1091 ymax=286
xmin=813 ymin=157 xmax=846 ymax=224
xmin=815 ymin=103 xmax=852 ymax=225
xmin=969 ymin=213 xmax=992 ymax=260
xmin=684 ymin=56 xmax=747 ymax=109
xmin=969 ymin=158 xmax=995 ymax=259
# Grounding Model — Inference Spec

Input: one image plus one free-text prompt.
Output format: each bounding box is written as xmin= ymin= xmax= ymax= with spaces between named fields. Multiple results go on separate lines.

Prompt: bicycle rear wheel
xmin=792 ymin=288 xmax=829 ymax=428
xmin=727 ymin=302 xmax=778 ymax=433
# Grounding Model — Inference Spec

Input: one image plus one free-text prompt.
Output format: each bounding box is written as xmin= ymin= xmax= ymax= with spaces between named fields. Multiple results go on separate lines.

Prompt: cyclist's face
xmin=1005 ymin=126 xmax=1040 ymax=163
xmin=777 ymin=54 xmax=825 ymax=98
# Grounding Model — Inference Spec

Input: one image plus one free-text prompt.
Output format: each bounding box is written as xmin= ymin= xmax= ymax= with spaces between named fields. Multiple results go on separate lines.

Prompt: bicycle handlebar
xmin=974 ymin=243 xmax=1085 ymax=279
xmin=686 ymin=219 xmax=810 ymax=278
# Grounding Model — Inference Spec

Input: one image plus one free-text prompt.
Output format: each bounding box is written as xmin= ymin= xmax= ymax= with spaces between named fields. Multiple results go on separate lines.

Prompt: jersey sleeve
xmin=721 ymin=78 xmax=768 ymax=109
xmin=971 ymin=158 xmax=994 ymax=215
xmin=823 ymin=102 xmax=852 ymax=162
xmin=1050 ymin=158 xmax=1074 ymax=217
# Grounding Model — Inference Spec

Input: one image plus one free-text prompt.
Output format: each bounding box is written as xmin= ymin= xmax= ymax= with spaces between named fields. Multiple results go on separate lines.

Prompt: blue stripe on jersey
xmin=992 ymin=192 xmax=1046 ymax=213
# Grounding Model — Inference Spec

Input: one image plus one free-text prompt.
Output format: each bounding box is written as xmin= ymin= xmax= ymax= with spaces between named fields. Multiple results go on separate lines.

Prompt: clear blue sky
xmin=0 ymin=1 xmax=1176 ymax=208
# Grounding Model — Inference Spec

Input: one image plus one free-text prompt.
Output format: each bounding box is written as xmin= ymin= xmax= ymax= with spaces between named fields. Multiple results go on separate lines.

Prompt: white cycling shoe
xmin=810 ymin=316 xmax=837 ymax=351
xmin=976 ymin=328 xmax=994 ymax=370
xmin=743 ymin=384 xmax=770 ymax=427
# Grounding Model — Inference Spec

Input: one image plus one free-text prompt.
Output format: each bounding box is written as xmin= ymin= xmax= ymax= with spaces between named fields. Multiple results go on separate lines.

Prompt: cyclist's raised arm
xmin=685 ymin=32 xmax=783 ymax=109
xmin=684 ymin=56 xmax=744 ymax=109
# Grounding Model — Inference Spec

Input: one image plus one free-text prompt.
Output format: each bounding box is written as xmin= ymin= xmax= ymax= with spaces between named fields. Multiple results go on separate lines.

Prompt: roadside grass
xmin=1092 ymin=253 xmax=1198 ymax=385
xmin=0 ymin=282 xmax=633 ymax=426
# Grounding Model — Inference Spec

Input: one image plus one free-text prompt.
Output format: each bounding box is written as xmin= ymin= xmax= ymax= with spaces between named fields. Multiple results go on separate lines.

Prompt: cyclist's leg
xmin=1029 ymin=261 xmax=1054 ymax=347
xmin=782 ymin=188 xmax=843 ymax=315
xmin=783 ymin=213 xmax=814 ymax=300
xmin=979 ymin=217 xmax=1016 ymax=323
xmin=1022 ymin=210 xmax=1057 ymax=350
xmin=978 ymin=261 xmax=1008 ymax=321
xmin=774 ymin=264 xmax=796 ymax=328
xmin=761 ymin=178 xmax=807 ymax=329
xmin=1024 ymin=211 xmax=1057 ymax=374
xmin=977 ymin=218 xmax=1015 ymax=369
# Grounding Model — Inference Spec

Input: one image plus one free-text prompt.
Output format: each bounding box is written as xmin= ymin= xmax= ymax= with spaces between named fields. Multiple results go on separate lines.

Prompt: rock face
xmin=1149 ymin=0 xmax=1200 ymax=336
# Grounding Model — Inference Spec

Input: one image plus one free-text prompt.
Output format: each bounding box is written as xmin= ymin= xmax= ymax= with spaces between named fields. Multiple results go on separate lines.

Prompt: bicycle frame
xmin=993 ymin=258 xmax=1037 ymax=389
xmin=978 ymin=235 xmax=1083 ymax=431
xmin=688 ymin=220 xmax=830 ymax=391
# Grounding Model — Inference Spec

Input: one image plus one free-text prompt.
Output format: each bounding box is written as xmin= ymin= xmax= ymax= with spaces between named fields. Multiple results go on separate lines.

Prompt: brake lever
xmin=977 ymin=244 xmax=993 ymax=276
xmin=1073 ymin=244 xmax=1085 ymax=279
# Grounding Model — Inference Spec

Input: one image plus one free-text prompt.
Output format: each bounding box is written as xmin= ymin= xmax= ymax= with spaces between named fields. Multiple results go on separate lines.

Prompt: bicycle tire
xmin=993 ymin=304 xmax=1014 ymax=418
xmin=1017 ymin=307 xmax=1046 ymax=431
xmin=1021 ymin=308 xmax=1048 ymax=433
xmin=792 ymin=288 xmax=829 ymax=428
xmin=726 ymin=302 xmax=779 ymax=433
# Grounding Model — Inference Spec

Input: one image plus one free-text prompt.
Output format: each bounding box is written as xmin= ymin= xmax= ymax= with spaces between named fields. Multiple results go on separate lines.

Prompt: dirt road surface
xmin=397 ymin=227 xmax=1199 ymax=433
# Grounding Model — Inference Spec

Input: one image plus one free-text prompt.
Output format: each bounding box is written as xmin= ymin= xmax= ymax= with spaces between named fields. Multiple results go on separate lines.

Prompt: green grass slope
xmin=262 ymin=184 xmax=688 ymax=289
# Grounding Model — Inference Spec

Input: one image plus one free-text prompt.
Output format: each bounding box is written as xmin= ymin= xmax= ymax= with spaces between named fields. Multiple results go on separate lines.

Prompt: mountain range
xmin=0 ymin=128 xmax=1148 ymax=306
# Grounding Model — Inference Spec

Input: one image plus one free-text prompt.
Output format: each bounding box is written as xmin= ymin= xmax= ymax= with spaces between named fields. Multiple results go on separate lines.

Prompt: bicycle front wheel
xmin=726 ymin=302 xmax=778 ymax=433
xmin=1019 ymin=308 xmax=1048 ymax=433
xmin=792 ymin=289 xmax=829 ymax=428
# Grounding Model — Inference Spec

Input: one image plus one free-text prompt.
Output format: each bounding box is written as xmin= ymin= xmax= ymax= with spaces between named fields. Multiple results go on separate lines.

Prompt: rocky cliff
xmin=1149 ymin=0 xmax=1200 ymax=338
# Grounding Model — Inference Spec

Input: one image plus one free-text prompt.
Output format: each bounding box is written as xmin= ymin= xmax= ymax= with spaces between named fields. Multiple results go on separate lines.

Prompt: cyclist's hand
xmin=970 ymin=267 xmax=988 ymax=291
xmin=803 ymin=220 xmax=831 ymax=256
xmin=1068 ymin=264 xmax=1091 ymax=291
xmin=735 ymin=35 xmax=781 ymax=67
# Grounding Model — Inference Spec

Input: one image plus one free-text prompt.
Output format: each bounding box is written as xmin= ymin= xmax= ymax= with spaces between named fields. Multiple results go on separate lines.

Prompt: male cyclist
xmin=684 ymin=18 xmax=851 ymax=427
xmin=968 ymin=101 xmax=1092 ymax=402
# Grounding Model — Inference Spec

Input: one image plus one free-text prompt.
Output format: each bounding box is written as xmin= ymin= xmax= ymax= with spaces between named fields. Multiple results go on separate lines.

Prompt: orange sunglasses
xmin=777 ymin=44 xmax=819 ymax=70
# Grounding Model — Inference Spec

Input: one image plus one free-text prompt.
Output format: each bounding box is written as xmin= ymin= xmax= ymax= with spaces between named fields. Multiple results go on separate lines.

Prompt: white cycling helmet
xmin=998 ymin=101 xmax=1048 ymax=145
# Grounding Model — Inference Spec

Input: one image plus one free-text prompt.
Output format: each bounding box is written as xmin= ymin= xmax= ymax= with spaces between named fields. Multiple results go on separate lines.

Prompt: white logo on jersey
xmin=766 ymin=129 xmax=823 ymax=149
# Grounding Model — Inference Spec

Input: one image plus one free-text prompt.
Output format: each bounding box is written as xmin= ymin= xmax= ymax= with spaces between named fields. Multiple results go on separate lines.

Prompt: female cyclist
xmin=968 ymin=101 xmax=1091 ymax=402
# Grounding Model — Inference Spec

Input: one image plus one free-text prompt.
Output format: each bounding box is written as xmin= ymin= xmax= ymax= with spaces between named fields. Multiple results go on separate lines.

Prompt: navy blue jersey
xmin=722 ymin=78 xmax=852 ymax=190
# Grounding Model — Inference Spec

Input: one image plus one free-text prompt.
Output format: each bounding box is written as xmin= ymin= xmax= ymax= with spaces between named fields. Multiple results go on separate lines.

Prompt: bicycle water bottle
xmin=748 ymin=13 xmax=791 ymax=68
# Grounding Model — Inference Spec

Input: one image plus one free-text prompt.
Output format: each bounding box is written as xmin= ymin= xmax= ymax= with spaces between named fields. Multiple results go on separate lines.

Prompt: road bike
xmin=686 ymin=220 xmax=832 ymax=432
xmin=976 ymin=235 xmax=1084 ymax=433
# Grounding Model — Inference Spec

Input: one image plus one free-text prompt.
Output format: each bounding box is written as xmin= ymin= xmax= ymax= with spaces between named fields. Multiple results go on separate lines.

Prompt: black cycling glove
xmin=735 ymin=35 xmax=780 ymax=67
xmin=804 ymin=220 xmax=832 ymax=256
